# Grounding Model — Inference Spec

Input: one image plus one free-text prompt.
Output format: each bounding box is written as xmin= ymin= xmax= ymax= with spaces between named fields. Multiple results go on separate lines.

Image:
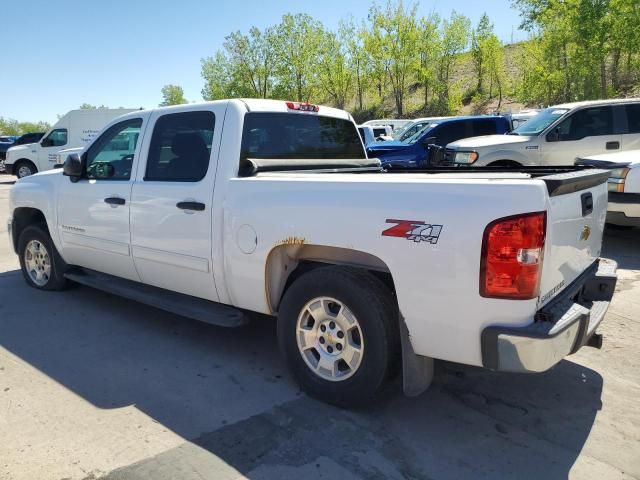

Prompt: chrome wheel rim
xmin=17 ymin=165 xmax=32 ymax=178
xmin=24 ymin=240 xmax=51 ymax=287
xmin=296 ymin=296 xmax=364 ymax=382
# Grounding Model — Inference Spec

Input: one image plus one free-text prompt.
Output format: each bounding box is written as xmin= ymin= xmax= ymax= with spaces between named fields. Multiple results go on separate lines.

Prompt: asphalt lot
xmin=0 ymin=172 xmax=639 ymax=480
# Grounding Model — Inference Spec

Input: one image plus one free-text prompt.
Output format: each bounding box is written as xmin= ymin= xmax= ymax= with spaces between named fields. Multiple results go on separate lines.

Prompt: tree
xmin=271 ymin=14 xmax=325 ymax=102
xmin=317 ymin=29 xmax=354 ymax=109
xmin=484 ymin=35 xmax=507 ymax=109
xmin=79 ymin=103 xmax=109 ymax=110
xmin=342 ymin=18 xmax=368 ymax=111
xmin=436 ymin=11 xmax=471 ymax=113
xmin=224 ymin=27 xmax=275 ymax=98
xmin=159 ymin=84 xmax=187 ymax=106
xmin=416 ymin=13 xmax=440 ymax=110
xmin=471 ymin=13 xmax=493 ymax=93
xmin=0 ymin=117 xmax=51 ymax=136
xmin=367 ymin=0 xmax=419 ymax=116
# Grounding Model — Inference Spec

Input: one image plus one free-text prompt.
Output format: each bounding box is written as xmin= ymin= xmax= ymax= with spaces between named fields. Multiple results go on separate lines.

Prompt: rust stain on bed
xmin=275 ymin=236 xmax=306 ymax=247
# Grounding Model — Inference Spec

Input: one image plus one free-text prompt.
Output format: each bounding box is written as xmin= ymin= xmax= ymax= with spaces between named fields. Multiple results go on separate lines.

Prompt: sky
xmin=2 ymin=0 xmax=525 ymax=124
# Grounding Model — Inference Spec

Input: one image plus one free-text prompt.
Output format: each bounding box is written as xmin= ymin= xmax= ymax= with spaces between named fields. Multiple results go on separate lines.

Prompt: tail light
xmin=607 ymin=167 xmax=629 ymax=193
xmin=286 ymin=101 xmax=319 ymax=112
xmin=480 ymin=211 xmax=546 ymax=300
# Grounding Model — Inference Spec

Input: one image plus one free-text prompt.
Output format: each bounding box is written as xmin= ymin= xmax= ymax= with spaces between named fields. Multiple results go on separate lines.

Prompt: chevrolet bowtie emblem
xmin=580 ymin=225 xmax=591 ymax=241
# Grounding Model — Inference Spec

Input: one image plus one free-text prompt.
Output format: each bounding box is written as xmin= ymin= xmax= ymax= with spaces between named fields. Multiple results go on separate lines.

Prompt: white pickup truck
xmin=8 ymin=99 xmax=617 ymax=407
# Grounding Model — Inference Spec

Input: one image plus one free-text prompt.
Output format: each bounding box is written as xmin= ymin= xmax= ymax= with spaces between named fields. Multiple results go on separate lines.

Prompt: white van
xmin=357 ymin=125 xmax=392 ymax=145
xmin=5 ymin=108 xmax=137 ymax=178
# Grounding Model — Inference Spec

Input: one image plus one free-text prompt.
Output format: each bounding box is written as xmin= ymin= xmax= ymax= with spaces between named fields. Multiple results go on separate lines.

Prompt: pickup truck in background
xmin=445 ymin=98 xmax=640 ymax=167
xmin=366 ymin=115 xmax=511 ymax=169
xmin=578 ymin=149 xmax=640 ymax=227
xmin=8 ymin=99 xmax=617 ymax=407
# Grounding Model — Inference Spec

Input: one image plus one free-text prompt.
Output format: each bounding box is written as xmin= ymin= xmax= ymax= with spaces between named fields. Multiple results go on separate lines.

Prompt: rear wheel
xmin=15 ymin=160 xmax=37 ymax=178
xmin=278 ymin=266 xmax=398 ymax=407
xmin=18 ymin=224 xmax=69 ymax=290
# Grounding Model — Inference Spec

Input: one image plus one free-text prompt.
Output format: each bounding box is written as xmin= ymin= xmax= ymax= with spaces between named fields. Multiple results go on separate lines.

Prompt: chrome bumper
xmin=482 ymin=259 xmax=617 ymax=373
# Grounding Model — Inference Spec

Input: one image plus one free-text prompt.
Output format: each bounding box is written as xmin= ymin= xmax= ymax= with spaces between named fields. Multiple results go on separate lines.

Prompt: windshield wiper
xmin=506 ymin=131 xmax=520 ymax=135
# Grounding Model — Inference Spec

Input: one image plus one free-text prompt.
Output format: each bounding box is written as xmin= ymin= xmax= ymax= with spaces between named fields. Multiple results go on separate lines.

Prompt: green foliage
xmin=512 ymin=0 xmax=640 ymax=104
xmin=159 ymin=84 xmax=188 ymax=106
xmin=0 ymin=118 xmax=51 ymax=136
xmin=79 ymin=103 xmax=109 ymax=109
xmin=197 ymin=0 xmax=640 ymax=118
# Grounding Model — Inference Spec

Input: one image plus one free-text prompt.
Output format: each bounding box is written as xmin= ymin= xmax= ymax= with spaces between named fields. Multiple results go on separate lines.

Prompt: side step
xmin=65 ymin=269 xmax=248 ymax=327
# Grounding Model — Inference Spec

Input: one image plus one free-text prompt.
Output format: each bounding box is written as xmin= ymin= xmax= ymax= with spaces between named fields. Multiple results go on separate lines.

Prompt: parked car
xmin=13 ymin=132 xmax=45 ymax=146
xmin=362 ymin=119 xmax=411 ymax=132
xmin=357 ymin=125 xmax=391 ymax=145
xmin=505 ymin=109 xmax=540 ymax=130
xmin=445 ymin=98 xmax=640 ymax=167
xmin=8 ymin=99 xmax=616 ymax=407
xmin=367 ymin=116 xmax=511 ymax=168
xmin=0 ymin=136 xmax=17 ymax=163
xmin=5 ymin=108 xmax=138 ymax=178
xmin=577 ymin=149 xmax=640 ymax=227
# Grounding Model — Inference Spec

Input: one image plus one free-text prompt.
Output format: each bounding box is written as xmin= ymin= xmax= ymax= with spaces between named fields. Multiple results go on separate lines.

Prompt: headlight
xmin=607 ymin=167 xmax=629 ymax=193
xmin=454 ymin=151 xmax=478 ymax=164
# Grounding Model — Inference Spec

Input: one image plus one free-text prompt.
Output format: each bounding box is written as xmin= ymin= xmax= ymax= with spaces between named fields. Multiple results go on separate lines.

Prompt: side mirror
xmin=40 ymin=138 xmax=52 ymax=147
xmin=63 ymin=153 xmax=83 ymax=182
xmin=546 ymin=128 xmax=560 ymax=142
xmin=422 ymin=136 xmax=437 ymax=148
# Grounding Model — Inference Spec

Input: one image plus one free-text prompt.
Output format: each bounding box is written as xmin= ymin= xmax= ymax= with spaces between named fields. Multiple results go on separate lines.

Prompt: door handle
xmin=606 ymin=141 xmax=620 ymax=150
xmin=176 ymin=201 xmax=205 ymax=211
xmin=104 ymin=197 xmax=125 ymax=206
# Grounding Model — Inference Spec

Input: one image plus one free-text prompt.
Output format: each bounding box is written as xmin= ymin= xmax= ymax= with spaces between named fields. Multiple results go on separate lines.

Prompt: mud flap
xmin=400 ymin=316 xmax=434 ymax=397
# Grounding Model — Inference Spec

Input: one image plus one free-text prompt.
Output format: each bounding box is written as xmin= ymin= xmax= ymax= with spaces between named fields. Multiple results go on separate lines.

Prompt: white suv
xmin=445 ymin=98 xmax=640 ymax=167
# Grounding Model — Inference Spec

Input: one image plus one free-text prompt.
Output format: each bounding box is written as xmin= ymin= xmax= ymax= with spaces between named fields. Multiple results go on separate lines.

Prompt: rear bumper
xmin=607 ymin=192 xmax=640 ymax=227
xmin=481 ymin=259 xmax=617 ymax=373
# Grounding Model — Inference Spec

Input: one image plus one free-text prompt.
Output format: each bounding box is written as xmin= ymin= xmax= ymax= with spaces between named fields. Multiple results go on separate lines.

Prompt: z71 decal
xmin=382 ymin=219 xmax=443 ymax=244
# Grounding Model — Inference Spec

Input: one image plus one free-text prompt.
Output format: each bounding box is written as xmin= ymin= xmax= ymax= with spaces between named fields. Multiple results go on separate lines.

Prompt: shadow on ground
xmin=0 ymin=267 xmax=604 ymax=479
xmin=602 ymin=225 xmax=640 ymax=270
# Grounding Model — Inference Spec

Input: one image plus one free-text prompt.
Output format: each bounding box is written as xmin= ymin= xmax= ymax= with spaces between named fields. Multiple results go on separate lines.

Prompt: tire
xmin=278 ymin=266 xmax=398 ymax=407
xmin=15 ymin=160 xmax=37 ymax=178
xmin=18 ymin=224 xmax=69 ymax=291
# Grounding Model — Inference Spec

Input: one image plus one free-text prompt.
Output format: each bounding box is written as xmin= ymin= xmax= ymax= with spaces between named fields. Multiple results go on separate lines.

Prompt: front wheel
xmin=18 ymin=224 xmax=69 ymax=290
xmin=15 ymin=160 xmax=37 ymax=178
xmin=278 ymin=266 xmax=398 ymax=407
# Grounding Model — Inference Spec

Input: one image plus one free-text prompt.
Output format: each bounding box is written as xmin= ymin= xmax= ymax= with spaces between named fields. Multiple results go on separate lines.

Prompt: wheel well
xmin=265 ymin=244 xmax=396 ymax=313
xmin=14 ymin=158 xmax=38 ymax=172
xmin=11 ymin=207 xmax=47 ymax=252
xmin=487 ymin=160 xmax=522 ymax=168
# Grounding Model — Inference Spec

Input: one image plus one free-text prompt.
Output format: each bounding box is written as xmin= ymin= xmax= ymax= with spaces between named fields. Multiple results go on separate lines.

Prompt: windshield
xmin=511 ymin=107 xmax=569 ymax=135
xmin=396 ymin=122 xmax=436 ymax=143
xmin=404 ymin=124 xmax=436 ymax=144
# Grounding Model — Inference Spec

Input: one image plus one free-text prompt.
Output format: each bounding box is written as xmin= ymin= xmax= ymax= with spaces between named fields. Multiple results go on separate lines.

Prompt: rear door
xmin=537 ymin=170 xmax=609 ymax=307
xmin=540 ymin=106 xmax=621 ymax=165
xmin=130 ymin=106 xmax=224 ymax=301
xmin=621 ymin=103 xmax=640 ymax=151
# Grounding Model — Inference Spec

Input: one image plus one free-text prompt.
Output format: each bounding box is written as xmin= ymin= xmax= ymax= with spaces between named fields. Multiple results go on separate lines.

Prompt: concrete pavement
xmin=0 ymin=173 xmax=638 ymax=480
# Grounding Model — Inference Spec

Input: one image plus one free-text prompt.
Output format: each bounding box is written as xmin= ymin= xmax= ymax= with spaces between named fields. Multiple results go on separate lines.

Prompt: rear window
xmin=240 ymin=112 xmax=366 ymax=161
xmin=626 ymin=104 xmax=640 ymax=134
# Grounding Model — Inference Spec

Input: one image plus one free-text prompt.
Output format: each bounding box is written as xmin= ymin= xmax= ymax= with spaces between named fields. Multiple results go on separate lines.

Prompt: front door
xmin=57 ymin=117 xmax=146 ymax=281
xmin=130 ymin=107 xmax=222 ymax=301
xmin=540 ymin=105 xmax=622 ymax=165
xmin=38 ymin=128 xmax=68 ymax=171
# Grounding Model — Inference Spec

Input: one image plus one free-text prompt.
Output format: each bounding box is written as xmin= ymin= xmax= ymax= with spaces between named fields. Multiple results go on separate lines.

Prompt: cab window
xmin=553 ymin=107 xmax=614 ymax=141
xmin=41 ymin=129 xmax=68 ymax=147
xmin=145 ymin=111 xmax=216 ymax=182
xmin=85 ymin=119 xmax=142 ymax=180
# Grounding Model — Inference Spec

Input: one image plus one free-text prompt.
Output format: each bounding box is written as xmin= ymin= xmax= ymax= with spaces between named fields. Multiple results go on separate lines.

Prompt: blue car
xmin=366 ymin=116 xmax=511 ymax=168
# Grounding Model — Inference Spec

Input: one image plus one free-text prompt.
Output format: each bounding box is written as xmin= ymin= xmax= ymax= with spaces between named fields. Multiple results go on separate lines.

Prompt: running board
xmin=64 ymin=269 xmax=248 ymax=327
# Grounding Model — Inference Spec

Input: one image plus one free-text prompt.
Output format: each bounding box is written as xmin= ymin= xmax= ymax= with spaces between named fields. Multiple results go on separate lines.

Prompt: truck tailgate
xmin=538 ymin=170 xmax=610 ymax=307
